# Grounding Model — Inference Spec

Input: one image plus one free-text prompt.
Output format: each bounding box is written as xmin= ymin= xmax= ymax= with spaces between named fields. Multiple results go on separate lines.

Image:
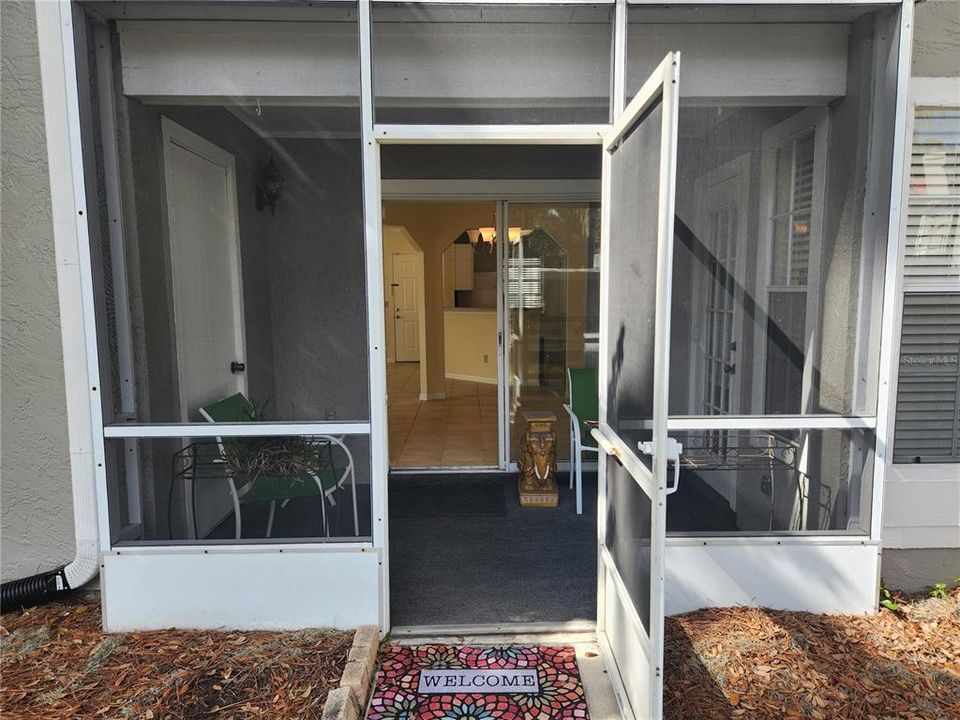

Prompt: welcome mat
xmin=367 ymin=645 xmax=589 ymax=720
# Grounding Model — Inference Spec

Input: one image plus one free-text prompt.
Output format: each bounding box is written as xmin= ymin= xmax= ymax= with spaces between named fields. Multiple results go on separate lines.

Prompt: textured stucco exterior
xmin=912 ymin=0 xmax=960 ymax=78
xmin=0 ymin=0 xmax=75 ymax=581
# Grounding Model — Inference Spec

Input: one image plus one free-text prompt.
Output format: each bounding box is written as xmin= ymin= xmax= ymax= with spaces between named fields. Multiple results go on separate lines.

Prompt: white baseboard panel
xmin=444 ymin=372 xmax=498 ymax=385
xmin=101 ymin=546 xmax=380 ymax=631
xmin=664 ymin=540 xmax=880 ymax=616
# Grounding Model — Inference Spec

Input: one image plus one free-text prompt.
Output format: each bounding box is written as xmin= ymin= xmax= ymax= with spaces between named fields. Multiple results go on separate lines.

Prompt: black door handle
xmin=231 ymin=361 xmax=246 ymax=374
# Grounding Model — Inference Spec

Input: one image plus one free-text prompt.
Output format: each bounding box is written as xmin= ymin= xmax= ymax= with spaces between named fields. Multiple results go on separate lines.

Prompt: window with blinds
xmin=903 ymin=108 xmax=960 ymax=283
xmin=507 ymin=257 xmax=544 ymax=310
xmin=894 ymin=106 xmax=960 ymax=464
xmin=764 ymin=128 xmax=816 ymax=415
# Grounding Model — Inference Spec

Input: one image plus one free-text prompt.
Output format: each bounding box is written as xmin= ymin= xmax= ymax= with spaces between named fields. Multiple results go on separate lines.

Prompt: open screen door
xmin=593 ymin=53 xmax=681 ymax=720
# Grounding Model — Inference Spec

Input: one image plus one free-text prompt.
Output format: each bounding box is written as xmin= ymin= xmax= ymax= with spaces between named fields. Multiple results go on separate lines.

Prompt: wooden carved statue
xmin=518 ymin=411 xmax=559 ymax=508
xmin=520 ymin=431 xmax=556 ymax=493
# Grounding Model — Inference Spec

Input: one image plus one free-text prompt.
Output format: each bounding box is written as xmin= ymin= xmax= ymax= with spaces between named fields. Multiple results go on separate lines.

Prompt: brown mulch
xmin=664 ymin=588 xmax=960 ymax=720
xmin=0 ymin=598 xmax=352 ymax=719
xmin=3 ymin=592 xmax=959 ymax=720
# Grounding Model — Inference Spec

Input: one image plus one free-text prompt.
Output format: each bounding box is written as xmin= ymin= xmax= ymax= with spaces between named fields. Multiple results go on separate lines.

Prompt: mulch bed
xmin=3 ymin=591 xmax=958 ymax=720
xmin=664 ymin=588 xmax=960 ymax=720
xmin=1 ymin=599 xmax=352 ymax=719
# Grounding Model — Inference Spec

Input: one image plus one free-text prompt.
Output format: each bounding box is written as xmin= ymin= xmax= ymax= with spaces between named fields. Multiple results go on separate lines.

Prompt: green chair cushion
xmin=568 ymin=368 xmax=599 ymax=447
xmin=200 ymin=393 xmax=258 ymax=423
xmin=235 ymin=471 xmax=324 ymax=504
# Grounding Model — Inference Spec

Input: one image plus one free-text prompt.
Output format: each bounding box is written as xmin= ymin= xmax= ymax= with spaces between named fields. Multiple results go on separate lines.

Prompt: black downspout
xmin=1 ymin=567 xmax=72 ymax=613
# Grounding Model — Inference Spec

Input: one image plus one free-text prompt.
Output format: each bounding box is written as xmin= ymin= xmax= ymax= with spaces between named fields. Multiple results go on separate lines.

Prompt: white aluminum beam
xmin=664 ymin=416 xmax=878 ymax=431
xmin=102 ymin=423 xmax=371 ymax=439
xmin=374 ymin=125 xmax=607 ymax=145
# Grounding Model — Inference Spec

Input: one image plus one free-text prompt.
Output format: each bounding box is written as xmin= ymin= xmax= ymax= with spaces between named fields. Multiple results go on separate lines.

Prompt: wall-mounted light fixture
xmin=466 ymin=226 xmax=525 ymax=252
xmin=255 ymin=157 xmax=283 ymax=214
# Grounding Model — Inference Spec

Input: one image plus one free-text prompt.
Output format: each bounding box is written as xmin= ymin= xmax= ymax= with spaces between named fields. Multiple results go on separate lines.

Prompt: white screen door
xmin=594 ymin=53 xmax=681 ymax=720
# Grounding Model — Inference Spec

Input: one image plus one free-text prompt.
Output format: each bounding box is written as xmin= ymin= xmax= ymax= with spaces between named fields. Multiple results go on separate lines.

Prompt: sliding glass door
xmin=503 ymin=202 xmax=602 ymax=465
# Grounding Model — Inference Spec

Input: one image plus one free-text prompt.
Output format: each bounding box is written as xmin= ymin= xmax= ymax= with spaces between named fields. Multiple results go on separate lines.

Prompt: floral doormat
xmin=367 ymin=645 xmax=590 ymax=720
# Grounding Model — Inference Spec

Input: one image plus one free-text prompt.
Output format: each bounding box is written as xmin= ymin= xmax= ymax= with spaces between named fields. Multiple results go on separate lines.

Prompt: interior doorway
xmin=383 ymin=201 xmax=500 ymax=468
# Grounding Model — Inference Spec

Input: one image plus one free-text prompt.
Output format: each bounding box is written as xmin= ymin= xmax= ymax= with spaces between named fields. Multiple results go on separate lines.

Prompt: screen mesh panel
xmin=605 ymin=99 xmax=664 ymax=459
xmin=605 ymin=455 xmax=652 ymax=632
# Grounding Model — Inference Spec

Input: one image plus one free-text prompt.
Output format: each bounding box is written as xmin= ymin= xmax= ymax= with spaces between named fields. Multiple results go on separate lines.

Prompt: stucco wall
xmin=0 ymin=0 xmax=75 ymax=581
xmin=912 ymin=0 xmax=960 ymax=77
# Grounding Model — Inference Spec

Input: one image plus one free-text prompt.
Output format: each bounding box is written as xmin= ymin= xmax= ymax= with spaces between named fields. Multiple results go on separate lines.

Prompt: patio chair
xmin=199 ymin=393 xmax=358 ymax=539
xmin=563 ymin=368 xmax=599 ymax=515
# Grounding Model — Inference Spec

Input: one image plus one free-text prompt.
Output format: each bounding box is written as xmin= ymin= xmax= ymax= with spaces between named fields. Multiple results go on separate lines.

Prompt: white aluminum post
xmin=649 ymin=52 xmax=680 ymax=720
xmin=497 ymin=200 xmax=510 ymax=469
xmin=872 ymin=0 xmax=915 ymax=544
xmin=358 ymin=0 xmax=391 ymax=634
xmin=93 ymin=23 xmax=142 ymax=528
xmin=594 ymin=107 xmax=613 ymax=677
xmin=612 ymin=0 xmax=628 ymax=116
xmin=36 ymin=0 xmax=111 ymax=561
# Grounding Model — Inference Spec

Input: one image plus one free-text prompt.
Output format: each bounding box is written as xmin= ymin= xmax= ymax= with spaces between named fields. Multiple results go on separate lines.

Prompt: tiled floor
xmin=388 ymin=362 xmax=499 ymax=467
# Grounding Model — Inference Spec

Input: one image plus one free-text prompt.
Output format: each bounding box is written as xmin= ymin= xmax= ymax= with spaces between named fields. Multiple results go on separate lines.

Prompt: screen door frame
xmin=593 ymin=51 xmax=681 ymax=720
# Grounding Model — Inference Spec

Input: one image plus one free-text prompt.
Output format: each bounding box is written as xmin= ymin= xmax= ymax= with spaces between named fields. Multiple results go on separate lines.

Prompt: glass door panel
xmin=505 ymin=203 xmax=601 ymax=463
xmin=595 ymin=53 xmax=680 ymax=720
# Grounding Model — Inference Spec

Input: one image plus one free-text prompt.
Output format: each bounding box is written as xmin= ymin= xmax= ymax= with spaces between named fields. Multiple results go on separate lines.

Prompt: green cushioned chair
xmin=199 ymin=393 xmax=358 ymax=539
xmin=563 ymin=368 xmax=599 ymax=515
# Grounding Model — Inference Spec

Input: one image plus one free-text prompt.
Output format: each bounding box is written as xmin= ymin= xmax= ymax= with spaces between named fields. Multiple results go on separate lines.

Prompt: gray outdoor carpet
xmin=389 ymin=472 xmax=598 ymax=627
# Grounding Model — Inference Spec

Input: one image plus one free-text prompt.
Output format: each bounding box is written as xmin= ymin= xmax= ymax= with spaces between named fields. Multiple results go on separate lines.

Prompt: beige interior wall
xmin=382 ymin=202 xmax=496 ymax=398
xmin=444 ymin=309 xmax=498 ymax=383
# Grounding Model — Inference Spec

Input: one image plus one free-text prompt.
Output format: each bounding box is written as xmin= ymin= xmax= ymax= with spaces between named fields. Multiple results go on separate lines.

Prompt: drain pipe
xmin=1 ymin=1 xmax=102 ymax=613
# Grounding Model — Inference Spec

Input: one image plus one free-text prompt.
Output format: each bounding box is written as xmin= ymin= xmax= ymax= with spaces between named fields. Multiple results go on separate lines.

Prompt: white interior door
xmin=392 ymin=253 xmax=421 ymax=362
xmin=162 ymin=117 xmax=246 ymax=422
xmin=594 ymin=53 xmax=681 ymax=720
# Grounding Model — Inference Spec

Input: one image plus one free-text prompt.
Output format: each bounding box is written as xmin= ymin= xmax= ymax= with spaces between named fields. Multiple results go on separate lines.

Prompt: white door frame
xmin=380 ymin=188 xmax=601 ymax=473
xmin=160 ymin=117 xmax=247 ymax=421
